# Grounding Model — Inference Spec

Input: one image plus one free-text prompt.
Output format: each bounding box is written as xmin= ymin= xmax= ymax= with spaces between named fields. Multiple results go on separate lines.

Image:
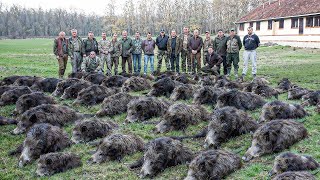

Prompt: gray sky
xmin=1 ymin=0 xmax=126 ymax=15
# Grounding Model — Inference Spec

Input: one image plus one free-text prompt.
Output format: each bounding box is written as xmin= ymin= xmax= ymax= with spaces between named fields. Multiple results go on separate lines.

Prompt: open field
xmin=0 ymin=38 xmax=320 ymax=179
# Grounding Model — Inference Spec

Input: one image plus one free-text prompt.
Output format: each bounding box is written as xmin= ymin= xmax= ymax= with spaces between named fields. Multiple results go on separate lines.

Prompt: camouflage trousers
xmin=70 ymin=52 xmax=82 ymax=73
xmin=156 ymin=50 xmax=170 ymax=72
xmin=100 ymin=53 xmax=111 ymax=75
xmin=180 ymin=49 xmax=191 ymax=73
xmin=111 ymin=56 xmax=119 ymax=75
xmin=58 ymin=54 xmax=68 ymax=78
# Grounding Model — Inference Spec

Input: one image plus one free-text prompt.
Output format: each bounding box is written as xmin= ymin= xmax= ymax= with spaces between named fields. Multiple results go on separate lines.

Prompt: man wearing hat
xmin=203 ymin=30 xmax=214 ymax=66
xmin=225 ymin=28 xmax=242 ymax=79
xmin=155 ymin=29 xmax=170 ymax=74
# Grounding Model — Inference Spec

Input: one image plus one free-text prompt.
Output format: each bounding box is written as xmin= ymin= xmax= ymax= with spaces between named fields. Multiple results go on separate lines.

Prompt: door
xmin=299 ymin=18 xmax=304 ymax=34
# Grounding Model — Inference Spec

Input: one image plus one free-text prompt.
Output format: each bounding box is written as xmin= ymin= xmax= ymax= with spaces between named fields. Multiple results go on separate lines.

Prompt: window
xmin=306 ymin=17 xmax=313 ymax=27
xmin=268 ymin=20 xmax=273 ymax=30
xmin=256 ymin=21 xmax=260 ymax=30
xmin=279 ymin=19 xmax=284 ymax=29
xmin=239 ymin=23 xmax=244 ymax=31
xmin=249 ymin=22 xmax=254 ymax=28
xmin=314 ymin=16 xmax=320 ymax=27
xmin=291 ymin=18 xmax=299 ymax=28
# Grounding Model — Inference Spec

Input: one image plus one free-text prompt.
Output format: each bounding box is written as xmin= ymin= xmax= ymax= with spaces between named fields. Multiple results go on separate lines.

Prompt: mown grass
xmin=0 ymin=38 xmax=320 ymax=180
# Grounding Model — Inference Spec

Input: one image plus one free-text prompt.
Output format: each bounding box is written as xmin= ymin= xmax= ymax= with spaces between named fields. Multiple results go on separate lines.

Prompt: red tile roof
xmin=237 ymin=0 xmax=320 ymax=23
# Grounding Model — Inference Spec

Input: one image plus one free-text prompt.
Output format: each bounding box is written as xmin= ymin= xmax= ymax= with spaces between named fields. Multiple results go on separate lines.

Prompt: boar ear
xmin=81 ymin=125 xmax=87 ymax=132
xmin=46 ymin=158 xmax=52 ymax=165
xmin=29 ymin=114 xmax=38 ymax=123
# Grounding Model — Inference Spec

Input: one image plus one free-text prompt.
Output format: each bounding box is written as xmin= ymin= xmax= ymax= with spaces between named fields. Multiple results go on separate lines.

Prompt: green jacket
xmin=98 ymin=39 xmax=111 ymax=55
xmin=82 ymin=38 xmax=99 ymax=56
xmin=179 ymin=33 xmax=193 ymax=51
xmin=110 ymin=40 xmax=122 ymax=58
xmin=53 ymin=38 xmax=68 ymax=57
xmin=226 ymin=35 xmax=242 ymax=53
xmin=81 ymin=56 xmax=103 ymax=72
xmin=213 ymin=35 xmax=228 ymax=56
xmin=68 ymin=36 xmax=83 ymax=56
xmin=167 ymin=36 xmax=182 ymax=56
xmin=121 ymin=37 xmax=133 ymax=57
xmin=203 ymin=37 xmax=214 ymax=53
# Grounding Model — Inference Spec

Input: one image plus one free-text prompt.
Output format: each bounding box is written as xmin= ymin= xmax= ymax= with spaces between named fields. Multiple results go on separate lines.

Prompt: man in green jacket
xmin=109 ymin=33 xmax=122 ymax=75
xmin=81 ymin=51 xmax=103 ymax=73
xmin=203 ymin=30 xmax=214 ymax=66
xmin=53 ymin=31 xmax=69 ymax=78
xmin=82 ymin=31 xmax=99 ymax=57
xmin=68 ymin=29 xmax=83 ymax=73
xmin=213 ymin=29 xmax=228 ymax=75
xmin=226 ymin=28 xmax=242 ymax=79
xmin=121 ymin=30 xmax=133 ymax=74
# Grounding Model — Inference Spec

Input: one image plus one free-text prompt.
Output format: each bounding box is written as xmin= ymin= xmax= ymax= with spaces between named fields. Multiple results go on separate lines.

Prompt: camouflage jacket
xmin=203 ymin=37 xmax=214 ymax=53
xmin=53 ymin=38 xmax=68 ymax=57
xmin=68 ymin=36 xmax=83 ymax=56
xmin=110 ymin=40 xmax=122 ymax=58
xmin=132 ymin=38 xmax=143 ymax=54
xmin=226 ymin=35 xmax=242 ymax=53
xmin=82 ymin=38 xmax=99 ymax=55
xmin=81 ymin=56 xmax=103 ymax=72
xmin=167 ymin=36 xmax=182 ymax=56
xmin=121 ymin=37 xmax=133 ymax=57
xmin=213 ymin=35 xmax=228 ymax=56
xmin=179 ymin=33 xmax=193 ymax=51
xmin=98 ymin=39 xmax=111 ymax=55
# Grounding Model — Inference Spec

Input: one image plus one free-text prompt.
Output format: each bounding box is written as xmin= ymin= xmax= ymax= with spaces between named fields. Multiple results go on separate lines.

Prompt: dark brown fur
xmin=288 ymin=86 xmax=312 ymax=100
xmin=301 ymin=91 xmax=320 ymax=107
xmin=193 ymin=86 xmax=226 ymax=105
xmin=0 ymin=75 xmax=22 ymax=86
xmin=84 ymin=73 xmax=106 ymax=84
xmin=0 ymin=86 xmax=32 ymax=106
xmin=148 ymin=77 xmax=176 ymax=97
xmin=52 ymin=78 xmax=82 ymax=97
xmin=60 ymin=80 xmax=93 ymax=100
xmin=170 ymin=84 xmax=199 ymax=101
xmin=121 ymin=76 xmax=151 ymax=92
xmin=13 ymin=76 xmax=44 ymax=87
xmin=272 ymin=171 xmax=316 ymax=180
xmin=0 ymin=116 xmax=18 ymax=125
xmin=277 ymin=78 xmax=292 ymax=93
xmin=101 ymin=75 xmax=128 ymax=87
xmin=30 ymin=78 xmax=61 ymax=93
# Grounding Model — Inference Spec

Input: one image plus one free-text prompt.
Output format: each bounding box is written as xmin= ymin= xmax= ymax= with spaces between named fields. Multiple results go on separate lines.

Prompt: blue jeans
xmin=132 ymin=54 xmax=142 ymax=73
xmin=144 ymin=55 xmax=154 ymax=74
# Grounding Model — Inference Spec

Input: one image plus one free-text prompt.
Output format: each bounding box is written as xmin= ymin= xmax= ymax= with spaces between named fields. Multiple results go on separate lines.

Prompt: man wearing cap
xmin=201 ymin=46 xmax=223 ymax=75
xmin=213 ymin=29 xmax=228 ymax=75
xmin=188 ymin=29 xmax=203 ymax=74
xmin=241 ymin=26 xmax=260 ymax=81
xmin=156 ymin=29 xmax=170 ymax=73
xmin=203 ymin=30 xmax=214 ymax=66
xmin=226 ymin=28 xmax=242 ymax=79
xmin=180 ymin=27 xmax=193 ymax=73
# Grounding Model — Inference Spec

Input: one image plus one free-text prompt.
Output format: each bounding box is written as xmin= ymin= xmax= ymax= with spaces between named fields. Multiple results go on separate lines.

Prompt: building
xmin=235 ymin=0 xmax=320 ymax=48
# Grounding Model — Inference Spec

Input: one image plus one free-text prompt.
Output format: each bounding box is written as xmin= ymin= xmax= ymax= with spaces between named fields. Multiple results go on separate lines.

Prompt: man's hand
xmin=56 ymin=55 xmax=60 ymax=59
xmin=205 ymin=63 xmax=208 ymax=66
xmin=192 ymin=50 xmax=197 ymax=55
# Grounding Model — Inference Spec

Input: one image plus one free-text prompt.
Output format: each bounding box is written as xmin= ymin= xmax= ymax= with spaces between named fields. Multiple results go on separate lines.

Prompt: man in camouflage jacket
xmin=81 ymin=51 xmax=103 ymax=73
xmin=109 ymin=33 xmax=122 ymax=75
xmin=98 ymin=32 xmax=112 ymax=75
xmin=68 ymin=29 xmax=83 ymax=73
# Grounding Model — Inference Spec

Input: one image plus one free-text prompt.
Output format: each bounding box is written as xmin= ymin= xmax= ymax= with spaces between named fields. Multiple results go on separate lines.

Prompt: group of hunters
xmin=53 ymin=26 xmax=260 ymax=81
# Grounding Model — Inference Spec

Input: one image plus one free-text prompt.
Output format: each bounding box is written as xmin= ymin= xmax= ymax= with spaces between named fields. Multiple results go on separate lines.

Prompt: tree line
xmin=0 ymin=0 xmax=264 ymax=39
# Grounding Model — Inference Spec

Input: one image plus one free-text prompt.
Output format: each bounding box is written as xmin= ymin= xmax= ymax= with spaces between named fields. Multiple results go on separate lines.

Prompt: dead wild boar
xmin=277 ymin=78 xmax=292 ymax=93
xmin=242 ymin=119 xmax=308 ymax=162
xmin=193 ymin=86 xmax=226 ymax=105
xmin=269 ymin=152 xmax=319 ymax=176
xmin=288 ymin=86 xmax=312 ymax=100
xmin=252 ymin=84 xmax=279 ymax=99
xmin=36 ymin=152 xmax=82 ymax=176
xmin=60 ymin=80 xmax=93 ymax=100
xmin=14 ymin=92 xmax=56 ymax=115
xmin=84 ymin=73 xmax=106 ymax=84
xmin=73 ymin=85 xmax=119 ymax=106
xmin=155 ymin=103 xmax=210 ymax=133
xmin=0 ymin=85 xmax=19 ymax=96
xmin=147 ymin=77 xmax=176 ymax=97
xmin=101 ymin=75 xmax=128 ymax=88
xmin=0 ymin=75 xmax=22 ymax=86
xmin=71 ymin=118 xmax=118 ymax=143
xmin=13 ymin=104 xmax=84 ymax=135
xmin=52 ymin=78 xmax=82 ymax=97
xmin=301 ymin=91 xmax=320 ymax=107
xmin=121 ymin=76 xmax=151 ymax=92
xmin=13 ymin=76 xmax=44 ymax=87
xmin=216 ymin=89 xmax=266 ymax=110
xmin=30 ymin=78 xmax=61 ymax=93
xmin=125 ymin=97 xmax=171 ymax=123
xmin=0 ymin=86 xmax=32 ymax=106
xmin=170 ymin=84 xmax=199 ymax=101
xmin=129 ymin=137 xmax=194 ymax=178
xmin=185 ymin=150 xmax=241 ymax=180
xmin=90 ymin=134 xmax=144 ymax=163
xmin=96 ymin=92 xmax=137 ymax=117
xmin=204 ymin=106 xmax=258 ymax=148
xmin=18 ymin=123 xmax=72 ymax=167
xmin=272 ymin=171 xmax=316 ymax=180
xmin=259 ymin=101 xmax=308 ymax=123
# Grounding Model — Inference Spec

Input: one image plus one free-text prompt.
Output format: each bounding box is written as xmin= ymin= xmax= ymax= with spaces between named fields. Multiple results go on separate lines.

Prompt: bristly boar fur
xmin=60 ymin=80 xmax=93 ymax=100
xmin=170 ymin=84 xmax=199 ymax=101
xmin=184 ymin=150 xmax=241 ymax=180
xmin=193 ymin=86 xmax=226 ymax=105
xmin=84 ymin=73 xmax=106 ymax=84
xmin=101 ymin=75 xmax=128 ymax=87
xmin=36 ymin=152 xmax=82 ymax=176
xmin=96 ymin=92 xmax=137 ymax=117
xmin=13 ymin=76 xmax=44 ymax=87
xmin=30 ymin=78 xmax=61 ymax=93
xmin=272 ymin=171 xmax=316 ymax=180
xmin=277 ymin=78 xmax=292 ymax=93
xmin=301 ymin=91 xmax=320 ymax=107
xmin=121 ymin=76 xmax=151 ymax=92
xmin=288 ymin=86 xmax=312 ymax=100
xmin=0 ymin=86 xmax=32 ymax=106
xmin=269 ymin=152 xmax=319 ymax=176
xmin=52 ymin=78 xmax=82 ymax=97
xmin=242 ymin=119 xmax=308 ymax=162
xmin=0 ymin=75 xmax=22 ymax=86
xmin=147 ymin=77 xmax=176 ymax=97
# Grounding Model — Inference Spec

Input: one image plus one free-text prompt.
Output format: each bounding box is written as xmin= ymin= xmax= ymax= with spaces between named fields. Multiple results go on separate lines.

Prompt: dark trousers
xmin=111 ymin=56 xmax=119 ymax=75
xmin=121 ymin=55 xmax=132 ymax=74
xmin=221 ymin=55 xmax=227 ymax=75
xmin=190 ymin=52 xmax=201 ymax=73
xmin=58 ymin=54 xmax=68 ymax=78
xmin=170 ymin=53 xmax=180 ymax=73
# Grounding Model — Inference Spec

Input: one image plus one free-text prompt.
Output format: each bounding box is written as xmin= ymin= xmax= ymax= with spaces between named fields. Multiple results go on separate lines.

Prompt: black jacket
xmin=156 ymin=35 xmax=169 ymax=50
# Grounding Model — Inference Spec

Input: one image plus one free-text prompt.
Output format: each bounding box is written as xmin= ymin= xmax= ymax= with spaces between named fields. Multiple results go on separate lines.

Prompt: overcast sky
xmin=1 ymin=0 xmax=126 ymax=15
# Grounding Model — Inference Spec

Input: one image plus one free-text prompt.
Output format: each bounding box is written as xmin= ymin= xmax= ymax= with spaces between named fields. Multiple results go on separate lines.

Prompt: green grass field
xmin=0 ymin=38 xmax=320 ymax=180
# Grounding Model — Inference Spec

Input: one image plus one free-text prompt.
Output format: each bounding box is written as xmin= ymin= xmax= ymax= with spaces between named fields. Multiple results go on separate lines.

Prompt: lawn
xmin=0 ymin=38 xmax=319 ymax=180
